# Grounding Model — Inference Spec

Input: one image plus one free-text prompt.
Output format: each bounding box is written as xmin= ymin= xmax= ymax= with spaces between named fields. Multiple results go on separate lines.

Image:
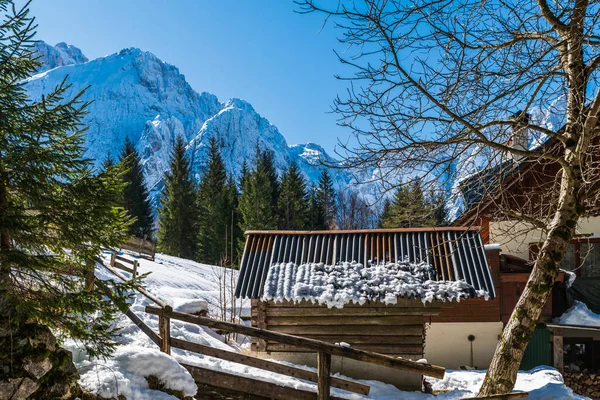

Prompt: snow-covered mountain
xmin=25 ymin=41 xmax=357 ymax=202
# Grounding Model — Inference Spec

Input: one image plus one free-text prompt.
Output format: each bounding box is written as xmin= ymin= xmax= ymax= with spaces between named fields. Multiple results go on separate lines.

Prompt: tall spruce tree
xmin=102 ymin=151 xmax=116 ymax=172
xmin=306 ymin=185 xmax=326 ymax=230
xmin=157 ymin=136 xmax=198 ymax=259
xmin=316 ymin=169 xmax=337 ymax=229
xmin=119 ymin=137 xmax=154 ymax=238
xmin=257 ymin=148 xmax=280 ymax=208
xmin=196 ymin=137 xmax=238 ymax=265
xmin=377 ymin=198 xmax=392 ymax=229
xmin=0 ymin=0 xmax=134 ymax=375
xmin=238 ymin=149 xmax=279 ymax=244
xmin=278 ymin=162 xmax=309 ymax=230
xmin=379 ymin=180 xmax=441 ymax=228
xmin=307 ymin=170 xmax=338 ymax=230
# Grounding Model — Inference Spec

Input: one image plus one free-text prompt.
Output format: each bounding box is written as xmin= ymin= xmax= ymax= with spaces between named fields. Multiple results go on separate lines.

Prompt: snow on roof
xmin=556 ymin=301 xmax=600 ymax=327
xmin=262 ymin=260 xmax=489 ymax=309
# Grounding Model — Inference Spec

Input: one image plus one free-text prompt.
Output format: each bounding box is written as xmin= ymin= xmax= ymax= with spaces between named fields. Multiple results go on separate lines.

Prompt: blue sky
xmin=28 ymin=0 xmax=350 ymax=154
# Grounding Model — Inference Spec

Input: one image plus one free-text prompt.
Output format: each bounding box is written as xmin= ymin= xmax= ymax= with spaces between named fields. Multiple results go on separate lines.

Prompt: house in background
xmin=234 ymin=228 xmax=496 ymax=389
xmin=455 ymin=121 xmax=600 ymax=382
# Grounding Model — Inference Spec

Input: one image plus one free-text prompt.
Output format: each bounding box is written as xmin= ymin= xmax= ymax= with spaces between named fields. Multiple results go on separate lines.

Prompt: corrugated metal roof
xmin=235 ymin=228 xmax=496 ymax=300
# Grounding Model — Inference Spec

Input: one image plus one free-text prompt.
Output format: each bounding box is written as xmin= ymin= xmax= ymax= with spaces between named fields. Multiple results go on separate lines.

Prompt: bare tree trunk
xmin=479 ymin=169 xmax=580 ymax=395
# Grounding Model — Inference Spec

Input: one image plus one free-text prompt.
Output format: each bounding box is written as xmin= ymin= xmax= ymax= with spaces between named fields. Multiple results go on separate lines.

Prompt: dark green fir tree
xmin=278 ymin=162 xmax=309 ymax=230
xmin=306 ymin=184 xmax=326 ymax=230
xmin=377 ymin=197 xmax=392 ymax=228
xmin=119 ymin=136 xmax=154 ymax=238
xmin=237 ymin=148 xmax=279 ymax=247
xmin=102 ymin=151 xmax=116 ymax=172
xmin=197 ymin=136 xmax=239 ymax=265
xmin=0 ymin=4 xmax=136 ymax=395
xmin=316 ymin=169 xmax=337 ymax=229
xmin=379 ymin=180 xmax=442 ymax=228
xmin=157 ymin=136 xmax=198 ymax=259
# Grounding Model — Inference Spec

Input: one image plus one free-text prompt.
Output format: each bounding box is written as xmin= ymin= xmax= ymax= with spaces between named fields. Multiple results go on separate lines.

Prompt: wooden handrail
xmin=169 ymin=337 xmax=369 ymax=395
xmin=145 ymin=306 xmax=445 ymax=379
xmin=98 ymin=259 xmax=168 ymax=308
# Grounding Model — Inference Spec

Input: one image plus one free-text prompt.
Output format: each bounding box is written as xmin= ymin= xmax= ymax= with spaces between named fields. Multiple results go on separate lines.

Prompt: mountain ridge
xmin=26 ymin=41 xmax=358 ymax=203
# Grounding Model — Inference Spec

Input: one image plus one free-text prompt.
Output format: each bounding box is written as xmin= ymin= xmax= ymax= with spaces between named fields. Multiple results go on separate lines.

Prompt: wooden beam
xmin=317 ymin=352 xmax=331 ymax=400
xmin=170 ymin=337 xmax=369 ymax=395
xmin=99 ymin=260 xmax=168 ymax=308
xmin=266 ymin=324 xmax=424 ymax=336
xmin=94 ymin=279 xmax=161 ymax=346
xmin=266 ymin=315 xmax=426 ymax=326
xmin=244 ymin=227 xmax=480 ymax=235
xmin=146 ymin=306 xmax=445 ymax=379
xmin=462 ymin=393 xmax=528 ymax=399
xmin=553 ymin=328 xmax=563 ymax=373
xmin=113 ymin=261 xmax=136 ymax=274
xmin=115 ymin=254 xmax=135 ymax=264
xmin=158 ymin=308 xmax=171 ymax=355
xmin=261 ymin=306 xmax=440 ymax=317
xmin=181 ymin=363 xmax=346 ymax=400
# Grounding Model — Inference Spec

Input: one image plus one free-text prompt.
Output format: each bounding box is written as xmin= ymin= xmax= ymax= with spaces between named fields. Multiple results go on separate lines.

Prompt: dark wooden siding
xmin=251 ymin=299 xmax=433 ymax=357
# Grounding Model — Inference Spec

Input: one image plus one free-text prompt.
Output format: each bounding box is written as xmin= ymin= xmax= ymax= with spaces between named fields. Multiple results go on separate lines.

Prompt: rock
xmin=0 ymin=377 xmax=40 ymax=400
xmin=28 ymin=327 xmax=57 ymax=351
xmin=0 ymin=312 xmax=81 ymax=400
xmin=23 ymin=356 xmax=53 ymax=379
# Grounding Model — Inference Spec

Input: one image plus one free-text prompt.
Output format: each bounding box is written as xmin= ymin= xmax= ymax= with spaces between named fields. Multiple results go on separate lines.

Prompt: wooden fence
xmin=97 ymin=257 xmax=446 ymax=400
xmin=109 ymin=252 xmax=139 ymax=278
xmin=121 ymin=236 xmax=156 ymax=260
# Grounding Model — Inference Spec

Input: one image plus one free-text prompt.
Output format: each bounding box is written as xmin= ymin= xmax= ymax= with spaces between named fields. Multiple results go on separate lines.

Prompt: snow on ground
xmin=68 ymin=251 xmax=587 ymax=399
xmin=557 ymin=300 xmax=600 ymax=327
xmin=429 ymin=367 xmax=588 ymax=399
xmin=68 ymin=344 xmax=197 ymax=399
xmin=262 ymin=261 xmax=488 ymax=309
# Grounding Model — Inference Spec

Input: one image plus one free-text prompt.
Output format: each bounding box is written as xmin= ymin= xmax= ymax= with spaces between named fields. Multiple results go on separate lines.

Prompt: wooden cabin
xmin=235 ymin=228 xmax=495 ymax=388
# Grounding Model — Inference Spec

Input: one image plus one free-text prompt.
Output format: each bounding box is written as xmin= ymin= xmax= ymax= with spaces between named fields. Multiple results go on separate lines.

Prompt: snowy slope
xmin=65 ymin=252 xmax=587 ymax=399
xmin=25 ymin=42 xmax=359 ymax=203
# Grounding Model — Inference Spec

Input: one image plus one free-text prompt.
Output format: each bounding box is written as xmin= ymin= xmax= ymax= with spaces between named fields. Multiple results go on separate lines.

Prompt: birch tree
xmin=299 ymin=0 xmax=600 ymax=395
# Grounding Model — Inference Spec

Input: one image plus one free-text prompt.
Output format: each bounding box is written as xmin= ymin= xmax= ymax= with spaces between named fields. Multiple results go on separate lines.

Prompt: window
xmin=580 ymin=242 xmax=600 ymax=277
xmin=529 ymin=239 xmax=600 ymax=278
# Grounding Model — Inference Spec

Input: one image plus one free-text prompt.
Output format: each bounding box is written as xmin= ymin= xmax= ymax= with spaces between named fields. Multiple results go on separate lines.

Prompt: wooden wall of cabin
xmin=427 ymin=248 xmax=502 ymax=323
xmin=250 ymin=299 xmax=432 ymax=358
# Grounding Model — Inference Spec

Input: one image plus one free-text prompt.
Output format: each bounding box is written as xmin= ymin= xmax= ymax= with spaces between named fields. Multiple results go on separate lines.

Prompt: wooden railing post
xmin=159 ymin=306 xmax=172 ymax=355
xmin=317 ymin=352 xmax=331 ymax=400
xmin=132 ymin=260 xmax=139 ymax=279
xmin=110 ymin=252 xmax=116 ymax=267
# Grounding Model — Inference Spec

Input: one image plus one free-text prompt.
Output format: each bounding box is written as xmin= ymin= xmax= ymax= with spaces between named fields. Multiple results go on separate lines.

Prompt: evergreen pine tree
xmin=431 ymin=191 xmax=449 ymax=226
xmin=239 ymin=160 xmax=250 ymax=189
xmin=256 ymin=148 xmax=280 ymax=208
xmin=278 ymin=162 xmax=309 ymax=230
xmin=316 ymin=169 xmax=337 ymax=229
xmin=237 ymin=148 xmax=279 ymax=246
xmin=377 ymin=198 xmax=392 ymax=228
xmin=306 ymin=185 xmax=326 ymax=230
xmin=119 ymin=137 xmax=154 ymax=238
xmin=157 ymin=136 xmax=198 ymax=259
xmin=380 ymin=180 xmax=443 ymax=228
xmin=196 ymin=136 xmax=238 ymax=265
xmin=102 ymin=151 xmax=116 ymax=172
xmin=0 ymin=1 xmax=134 ymax=366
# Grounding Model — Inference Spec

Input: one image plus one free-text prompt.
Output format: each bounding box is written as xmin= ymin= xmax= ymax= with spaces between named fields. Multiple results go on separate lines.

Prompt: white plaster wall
xmin=424 ymin=322 xmax=504 ymax=369
xmin=489 ymin=216 xmax=600 ymax=259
